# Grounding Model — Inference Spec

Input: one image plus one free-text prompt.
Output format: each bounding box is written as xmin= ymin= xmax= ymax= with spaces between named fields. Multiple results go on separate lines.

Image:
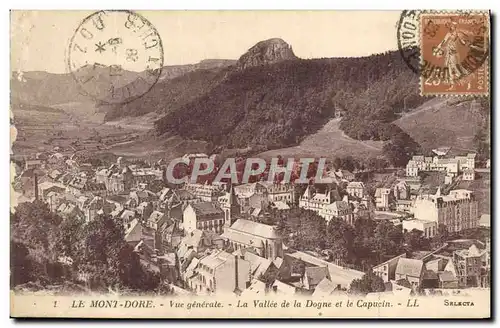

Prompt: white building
xmin=346 ymin=181 xmax=365 ymax=198
xmin=462 ymin=168 xmax=475 ymax=181
xmin=299 ymin=185 xmax=340 ymax=215
xmin=406 ymin=153 xmax=476 ymax=177
xmin=185 ymin=250 xmax=251 ymax=295
xmin=183 ymin=202 xmax=225 ymax=234
xmin=402 ymin=219 xmax=437 ymax=238
xmin=221 ymin=219 xmax=283 ymax=260
xmin=320 ymin=201 xmax=354 ymax=224
xmin=375 ymin=188 xmax=393 ymax=211
xmin=406 ymin=160 xmax=419 ymax=177
xmin=412 ymin=188 xmax=479 ymax=233
xmin=184 ymin=182 xmax=224 ymax=202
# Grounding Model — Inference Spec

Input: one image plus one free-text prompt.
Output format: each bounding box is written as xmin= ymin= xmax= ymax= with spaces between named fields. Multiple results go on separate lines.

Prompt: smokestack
xmin=233 ymin=254 xmax=241 ymax=294
xmin=34 ymin=173 xmax=39 ymax=201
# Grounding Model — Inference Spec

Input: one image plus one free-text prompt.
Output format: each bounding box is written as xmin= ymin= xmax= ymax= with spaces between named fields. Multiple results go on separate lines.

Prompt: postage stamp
xmin=67 ymin=10 xmax=164 ymax=104
xmin=397 ymin=10 xmax=490 ymax=97
xmin=419 ymin=12 xmax=490 ymax=96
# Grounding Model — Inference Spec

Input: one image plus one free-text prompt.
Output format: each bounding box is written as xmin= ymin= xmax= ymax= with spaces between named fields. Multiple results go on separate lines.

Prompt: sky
xmin=11 ymin=10 xmax=402 ymax=73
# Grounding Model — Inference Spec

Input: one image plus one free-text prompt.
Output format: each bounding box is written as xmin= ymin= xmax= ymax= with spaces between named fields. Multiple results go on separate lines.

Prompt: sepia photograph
xmin=9 ymin=9 xmax=491 ymax=319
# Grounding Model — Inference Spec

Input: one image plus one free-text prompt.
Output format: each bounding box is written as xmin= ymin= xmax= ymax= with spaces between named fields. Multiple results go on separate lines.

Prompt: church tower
xmin=221 ymin=185 xmax=240 ymax=231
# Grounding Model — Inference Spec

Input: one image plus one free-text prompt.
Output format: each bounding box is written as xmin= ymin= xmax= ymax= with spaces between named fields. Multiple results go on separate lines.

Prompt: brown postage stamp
xmin=419 ymin=12 xmax=490 ymax=96
xmin=10 ymin=10 xmax=491 ymax=320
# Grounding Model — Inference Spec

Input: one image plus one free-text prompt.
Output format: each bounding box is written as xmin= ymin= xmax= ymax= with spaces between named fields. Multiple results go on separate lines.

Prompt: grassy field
xmin=259 ymin=118 xmax=383 ymax=160
xmin=457 ymin=171 xmax=491 ymax=215
xmin=395 ymin=98 xmax=484 ymax=152
xmin=11 ymin=108 xmax=143 ymax=157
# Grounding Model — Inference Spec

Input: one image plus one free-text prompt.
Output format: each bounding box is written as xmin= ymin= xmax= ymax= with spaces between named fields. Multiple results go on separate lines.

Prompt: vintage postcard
xmin=10 ymin=10 xmax=491 ymax=319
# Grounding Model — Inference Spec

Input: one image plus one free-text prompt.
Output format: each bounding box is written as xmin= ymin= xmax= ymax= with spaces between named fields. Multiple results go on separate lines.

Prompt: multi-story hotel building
xmin=412 ymin=188 xmax=479 ymax=233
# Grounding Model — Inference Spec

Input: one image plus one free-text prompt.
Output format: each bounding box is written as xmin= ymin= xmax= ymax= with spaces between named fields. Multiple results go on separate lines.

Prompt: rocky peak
xmin=237 ymin=38 xmax=297 ymax=70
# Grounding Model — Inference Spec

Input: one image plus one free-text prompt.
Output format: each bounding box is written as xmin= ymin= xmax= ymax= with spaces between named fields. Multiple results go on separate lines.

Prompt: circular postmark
xmin=67 ymin=10 xmax=164 ymax=104
xmin=397 ymin=10 xmax=489 ymax=92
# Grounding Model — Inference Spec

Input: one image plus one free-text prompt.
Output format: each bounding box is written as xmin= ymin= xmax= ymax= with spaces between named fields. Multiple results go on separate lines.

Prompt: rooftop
xmin=190 ymin=202 xmax=224 ymax=216
xmin=395 ymin=258 xmax=424 ymax=277
xmin=229 ymin=219 xmax=279 ymax=239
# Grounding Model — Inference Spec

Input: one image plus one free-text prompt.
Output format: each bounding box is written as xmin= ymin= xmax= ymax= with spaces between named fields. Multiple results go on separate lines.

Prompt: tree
xmin=10 ymin=241 xmax=34 ymax=287
xmin=79 ymin=215 xmax=161 ymax=292
xmin=473 ymin=128 xmax=490 ymax=162
xmin=404 ymin=228 xmax=430 ymax=253
xmin=326 ymin=218 xmax=355 ymax=264
xmin=349 ymin=270 xmax=385 ymax=295
xmin=431 ymin=224 xmax=449 ymax=249
xmin=372 ymin=220 xmax=405 ymax=263
xmin=274 ymin=208 xmax=327 ymax=251
xmin=383 ymin=132 xmax=421 ymax=167
xmin=55 ymin=216 xmax=85 ymax=260
xmin=10 ymin=201 xmax=63 ymax=282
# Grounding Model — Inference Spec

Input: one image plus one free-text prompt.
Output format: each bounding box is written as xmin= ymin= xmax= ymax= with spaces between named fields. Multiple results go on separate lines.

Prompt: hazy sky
xmin=11 ymin=10 xmax=402 ymax=73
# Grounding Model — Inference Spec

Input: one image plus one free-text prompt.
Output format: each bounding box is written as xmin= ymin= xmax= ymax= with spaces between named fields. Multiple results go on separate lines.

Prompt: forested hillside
xmin=103 ymin=67 xmax=230 ymax=121
xmin=154 ymin=50 xmax=426 ymax=158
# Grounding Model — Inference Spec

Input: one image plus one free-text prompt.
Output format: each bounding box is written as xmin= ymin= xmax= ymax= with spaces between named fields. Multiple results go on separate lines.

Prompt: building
xmin=236 ymin=249 xmax=278 ymax=281
xmin=373 ymin=254 xmax=407 ymax=283
xmin=234 ymin=183 xmax=270 ymax=212
xmin=312 ymin=278 xmax=340 ymax=297
xmin=335 ymin=170 xmax=355 ymax=182
xmin=395 ymin=199 xmax=413 ymax=213
xmin=221 ymin=219 xmax=283 ymax=260
xmin=455 ymin=153 xmax=476 ymax=170
xmin=479 ymin=214 xmax=490 ymax=228
xmin=177 ymin=229 xmax=221 ymax=255
xmin=235 ymin=182 xmax=294 ymax=207
xmin=402 ymin=219 xmax=437 ymax=238
xmin=299 ymin=185 xmax=340 ymax=215
xmin=96 ymin=166 xmax=134 ymax=194
xmin=462 ymin=168 xmax=475 ymax=181
xmin=183 ymin=202 xmax=225 ymax=234
xmin=25 ymin=159 xmax=43 ymax=170
xmin=453 ymin=244 xmax=490 ymax=288
xmin=375 ymin=188 xmax=393 ymax=211
xmin=346 ymin=182 xmax=365 ymax=198
xmin=320 ymin=200 xmax=354 ymax=224
xmin=395 ymin=258 xmax=424 ymax=289
xmin=56 ymin=202 xmax=85 ymax=221
xmin=302 ymin=266 xmax=331 ymax=291
xmin=185 ymin=250 xmax=251 ymax=295
xmin=184 ymin=182 xmax=224 ymax=202
xmin=438 ymin=271 xmax=459 ymax=289
xmin=393 ymin=180 xmax=410 ymax=200
xmin=147 ymin=210 xmax=168 ymax=231
xmin=67 ymin=177 xmax=107 ymax=197
xmin=412 ymin=188 xmax=479 ymax=233
xmin=257 ymin=181 xmax=295 ymax=203
xmin=406 ymin=152 xmax=476 ymax=177
xmin=217 ymin=186 xmax=241 ymax=230
xmin=406 ymin=160 xmax=419 ymax=177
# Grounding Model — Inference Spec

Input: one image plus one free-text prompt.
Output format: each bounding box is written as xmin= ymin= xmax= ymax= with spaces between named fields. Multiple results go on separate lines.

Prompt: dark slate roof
xmin=191 ymin=202 xmax=223 ymax=216
xmin=305 ymin=266 xmax=330 ymax=287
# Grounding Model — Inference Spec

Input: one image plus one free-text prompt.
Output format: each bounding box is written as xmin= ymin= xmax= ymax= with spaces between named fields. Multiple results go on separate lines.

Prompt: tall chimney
xmin=34 ymin=173 xmax=39 ymax=201
xmin=233 ymin=254 xmax=241 ymax=294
